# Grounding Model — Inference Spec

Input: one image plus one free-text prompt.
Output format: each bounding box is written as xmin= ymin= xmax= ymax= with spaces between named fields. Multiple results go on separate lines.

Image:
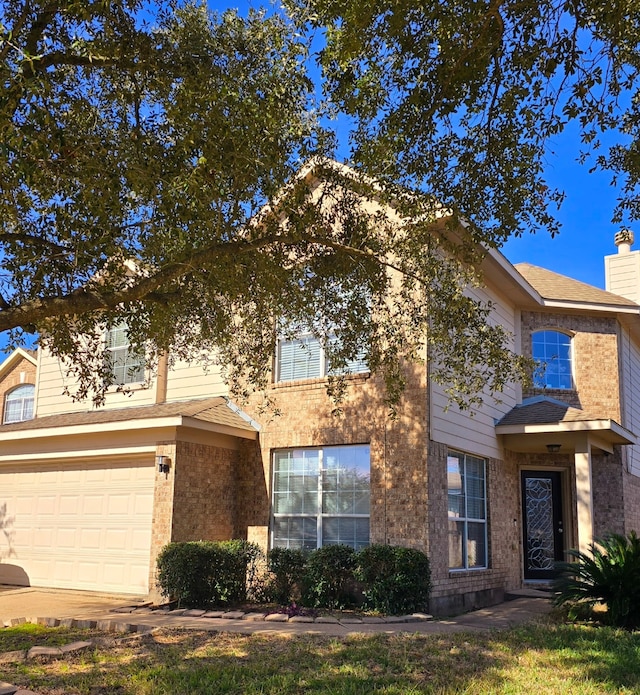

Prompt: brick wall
xmin=148 ymin=442 xmax=177 ymax=598
xmin=623 ymin=467 xmax=640 ymax=534
xmin=521 ymin=311 xmax=621 ymax=419
xmin=242 ymin=361 xmax=429 ymax=552
xmin=592 ymin=451 xmax=626 ymax=538
xmin=171 ymin=440 xmax=241 ymax=542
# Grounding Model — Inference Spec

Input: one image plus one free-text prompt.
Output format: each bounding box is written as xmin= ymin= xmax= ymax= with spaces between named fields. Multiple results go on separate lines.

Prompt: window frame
xmin=447 ymin=450 xmax=488 ymax=571
xmin=276 ymin=333 xmax=368 ymax=383
xmin=104 ymin=323 xmax=145 ymax=386
xmin=4 ymin=383 xmax=35 ymax=424
xmin=271 ymin=444 xmax=371 ymax=551
xmin=531 ymin=329 xmax=574 ymax=390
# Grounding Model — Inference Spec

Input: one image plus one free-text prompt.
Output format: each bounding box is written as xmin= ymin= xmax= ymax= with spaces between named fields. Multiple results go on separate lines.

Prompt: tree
xmin=0 ymin=0 xmax=527 ymax=408
xmin=290 ymin=0 xmax=640 ymax=238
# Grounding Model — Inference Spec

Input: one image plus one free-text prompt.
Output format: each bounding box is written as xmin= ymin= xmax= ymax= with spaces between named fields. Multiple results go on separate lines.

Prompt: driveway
xmin=0 ymin=585 xmax=144 ymax=622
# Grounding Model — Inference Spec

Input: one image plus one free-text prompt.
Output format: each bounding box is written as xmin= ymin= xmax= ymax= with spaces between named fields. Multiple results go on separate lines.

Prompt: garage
xmin=0 ymin=457 xmax=154 ymax=595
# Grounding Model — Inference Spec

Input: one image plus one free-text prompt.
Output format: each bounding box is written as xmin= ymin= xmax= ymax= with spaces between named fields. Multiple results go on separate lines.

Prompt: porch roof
xmin=0 ymin=396 xmax=260 ymax=442
xmin=495 ymin=396 xmax=636 ymax=453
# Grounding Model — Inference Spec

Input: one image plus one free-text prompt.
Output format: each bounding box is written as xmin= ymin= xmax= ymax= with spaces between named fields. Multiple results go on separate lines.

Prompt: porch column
xmin=574 ymin=435 xmax=594 ymax=555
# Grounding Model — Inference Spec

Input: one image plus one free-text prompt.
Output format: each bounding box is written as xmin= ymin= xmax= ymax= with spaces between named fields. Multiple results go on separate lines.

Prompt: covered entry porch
xmin=496 ymin=396 xmax=636 ymax=580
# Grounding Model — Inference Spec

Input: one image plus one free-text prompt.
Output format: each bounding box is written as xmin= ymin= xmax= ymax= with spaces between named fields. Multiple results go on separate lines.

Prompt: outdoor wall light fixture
xmin=156 ymin=455 xmax=171 ymax=474
xmin=546 ymin=444 xmax=561 ymax=454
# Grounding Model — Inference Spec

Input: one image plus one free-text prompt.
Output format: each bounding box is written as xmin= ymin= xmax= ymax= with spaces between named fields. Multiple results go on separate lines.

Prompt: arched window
xmin=4 ymin=384 xmax=35 ymax=423
xmin=532 ymin=330 xmax=573 ymax=389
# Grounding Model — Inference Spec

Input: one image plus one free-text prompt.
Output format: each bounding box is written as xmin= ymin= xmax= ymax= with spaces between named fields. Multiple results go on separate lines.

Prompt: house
xmin=2 ymin=229 xmax=640 ymax=615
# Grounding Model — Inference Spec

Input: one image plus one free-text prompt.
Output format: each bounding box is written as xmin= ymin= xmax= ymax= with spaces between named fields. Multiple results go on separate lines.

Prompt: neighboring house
xmin=3 ymin=230 xmax=640 ymax=615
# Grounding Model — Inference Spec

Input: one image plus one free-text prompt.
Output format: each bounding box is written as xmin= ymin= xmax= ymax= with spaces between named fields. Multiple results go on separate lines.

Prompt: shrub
xmin=302 ymin=544 xmax=357 ymax=608
xmin=156 ymin=540 xmax=262 ymax=608
xmin=553 ymin=531 xmax=640 ymax=628
xmin=267 ymin=547 xmax=307 ymax=604
xmin=356 ymin=544 xmax=431 ymax=614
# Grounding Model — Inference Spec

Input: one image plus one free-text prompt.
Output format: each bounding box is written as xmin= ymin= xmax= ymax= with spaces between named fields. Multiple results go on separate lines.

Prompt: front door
xmin=521 ymin=470 xmax=564 ymax=580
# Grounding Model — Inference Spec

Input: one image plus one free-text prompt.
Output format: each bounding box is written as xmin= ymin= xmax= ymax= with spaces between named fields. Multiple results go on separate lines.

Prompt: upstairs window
xmin=4 ymin=384 xmax=35 ymax=423
xmin=532 ymin=330 xmax=573 ymax=390
xmin=105 ymin=324 xmax=145 ymax=385
xmin=277 ymin=334 xmax=368 ymax=382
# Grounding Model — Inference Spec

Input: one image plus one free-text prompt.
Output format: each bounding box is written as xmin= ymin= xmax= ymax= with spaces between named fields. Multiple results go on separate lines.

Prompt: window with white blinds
xmin=272 ymin=445 xmax=370 ymax=550
xmin=4 ymin=384 xmax=35 ymax=423
xmin=276 ymin=335 xmax=368 ymax=382
xmin=105 ymin=323 xmax=145 ymax=385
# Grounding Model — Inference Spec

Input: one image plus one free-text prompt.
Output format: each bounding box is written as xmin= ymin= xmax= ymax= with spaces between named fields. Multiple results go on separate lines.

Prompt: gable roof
xmin=0 ymin=347 xmax=37 ymax=381
xmin=0 ymin=397 xmax=259 ymax=436
xmin=515 ymin=263 xmax=638 ymax=308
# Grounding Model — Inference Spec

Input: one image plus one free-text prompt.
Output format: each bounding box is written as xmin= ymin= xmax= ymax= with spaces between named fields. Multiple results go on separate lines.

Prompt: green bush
xmin=267 ymin=547 xmax=307 ymax=604
xmin=156 ymin=540 xmax=262 ymax=608
xmin=356 ymin=544 xmax=431 ymax=614
xmin=302 ymin=544 xmax=357 ymax=608
xmin=553 ymin=531 xmax=640 ymax=628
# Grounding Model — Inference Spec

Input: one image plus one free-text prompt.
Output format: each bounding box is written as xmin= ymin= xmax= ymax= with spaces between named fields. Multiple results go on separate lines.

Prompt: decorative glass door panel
xmin=521 ymin=471 xmax=564 ymax=580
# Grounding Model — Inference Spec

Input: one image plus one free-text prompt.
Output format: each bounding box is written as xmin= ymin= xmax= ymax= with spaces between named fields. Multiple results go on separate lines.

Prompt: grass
xmin=2 ymin=618 xmax=640 ymax=694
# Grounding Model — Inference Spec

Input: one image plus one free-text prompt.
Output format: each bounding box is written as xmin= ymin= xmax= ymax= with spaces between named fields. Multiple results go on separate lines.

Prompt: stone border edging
xmin=2 ymin=607 xmax=434 ymax=632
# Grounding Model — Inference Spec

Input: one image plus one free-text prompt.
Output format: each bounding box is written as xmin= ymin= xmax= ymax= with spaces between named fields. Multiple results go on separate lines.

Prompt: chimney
xmin=615 ymin=229 xmax=634 ymax=254
xmin=605 ymin=229 xmax=640 ymax=303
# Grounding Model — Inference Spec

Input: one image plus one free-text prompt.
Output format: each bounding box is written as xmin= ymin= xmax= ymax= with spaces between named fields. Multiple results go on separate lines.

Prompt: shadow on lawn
xmin=3 ymin=622 xmax=640 ymax=694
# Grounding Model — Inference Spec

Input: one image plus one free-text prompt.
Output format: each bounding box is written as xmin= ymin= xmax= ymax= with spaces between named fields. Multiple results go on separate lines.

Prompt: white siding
xmin=619 ymin=328 xmax=640 ymax=476
xmin=36 ymin=350 xmax=157 ymax=416
xmin=430 ymin=283 xmax=519 ymax=461
xmin=605 ymin=251 xmax=640 ymax=304
xmin=165 ymin=358 xmax=227 ymax=402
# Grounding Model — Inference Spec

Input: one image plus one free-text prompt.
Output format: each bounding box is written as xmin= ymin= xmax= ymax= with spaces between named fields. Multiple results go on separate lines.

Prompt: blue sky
xmin=500 ymin=125 xmax=623 ymax=290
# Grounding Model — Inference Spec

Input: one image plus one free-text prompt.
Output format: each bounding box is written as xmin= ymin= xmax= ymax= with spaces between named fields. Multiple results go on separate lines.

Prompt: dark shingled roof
xmin=0 ymin=397 xmax=258 ymax=434
xmin=496 ymin=397 xmax=606 ymax=428
xmin=515 ymin=263 xmax=639 ymax=307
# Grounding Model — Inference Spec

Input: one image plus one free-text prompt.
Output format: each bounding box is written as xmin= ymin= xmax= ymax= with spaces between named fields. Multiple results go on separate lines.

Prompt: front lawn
xmin=2 ymin=619 xmax=640 ymax=694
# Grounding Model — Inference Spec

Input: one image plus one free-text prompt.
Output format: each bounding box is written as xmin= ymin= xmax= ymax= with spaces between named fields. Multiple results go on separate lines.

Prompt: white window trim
xmin=3 ymin=384 xmax=35 ymax=424
xmin=104 ymin=324 xmax=146 ymax=388
xmin=271 ymin=445 xmax=371 ymax=550
xmin=448 ymin=450 xmax=488 ymax=571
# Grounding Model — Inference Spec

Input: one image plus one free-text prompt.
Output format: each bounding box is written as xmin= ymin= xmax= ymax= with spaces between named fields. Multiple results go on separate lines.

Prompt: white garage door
xmin=0 ymin=459 xmax=154 ymax=595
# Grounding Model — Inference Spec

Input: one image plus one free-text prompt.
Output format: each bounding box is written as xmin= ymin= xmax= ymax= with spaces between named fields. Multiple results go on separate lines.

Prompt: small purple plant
xmin=285 ymin=601 xmax=318 ymax=618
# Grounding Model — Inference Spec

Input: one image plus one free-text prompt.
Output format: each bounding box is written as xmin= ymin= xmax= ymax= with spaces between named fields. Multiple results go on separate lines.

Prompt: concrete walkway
xmin=0 ymin=586 xmax=553 ymax=636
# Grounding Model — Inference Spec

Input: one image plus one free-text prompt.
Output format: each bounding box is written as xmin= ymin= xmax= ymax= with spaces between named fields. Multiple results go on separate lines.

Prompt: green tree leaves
xmin=0 ymin=1 xmax=528 ymax=409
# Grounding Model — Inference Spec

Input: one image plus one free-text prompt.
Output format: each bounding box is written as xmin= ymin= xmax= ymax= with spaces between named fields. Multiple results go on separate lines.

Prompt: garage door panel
xmin=82 ymin=495 xmax=105 ymax=515
xmin=59 ymin=495 xmax=80 ymax=515
xmin=56 ymin=528 xmax=77 ymax=549
xmin=132 ymin=528 xmax=152 ymax=551
xmin=0 ymin=460 xmax=154 ymax=594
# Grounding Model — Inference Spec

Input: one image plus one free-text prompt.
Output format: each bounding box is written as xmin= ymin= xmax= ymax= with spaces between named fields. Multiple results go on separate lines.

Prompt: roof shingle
xmin=515 ymin=263 xmax=639 ymax=307
xmin=0 ymin=397 xmax=258 ymax=434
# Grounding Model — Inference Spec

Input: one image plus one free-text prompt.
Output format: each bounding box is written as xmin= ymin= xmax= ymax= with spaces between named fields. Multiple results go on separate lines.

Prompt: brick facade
xmin=143 ymin=304 xmax=640 ymax=612
xmin=242 ymin=362 xmax=429 ymax=552
xmin=521 ymin=311 xmax=621 ymax=419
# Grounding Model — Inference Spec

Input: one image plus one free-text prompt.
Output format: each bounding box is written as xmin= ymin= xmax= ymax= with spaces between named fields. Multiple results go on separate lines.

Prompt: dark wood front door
xmin=521 ymin=471 xmax=564 ymax=580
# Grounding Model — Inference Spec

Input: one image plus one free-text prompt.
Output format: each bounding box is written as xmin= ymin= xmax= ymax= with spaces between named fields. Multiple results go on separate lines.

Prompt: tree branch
xmin=0 ymin=222 xmax=447 ymax=333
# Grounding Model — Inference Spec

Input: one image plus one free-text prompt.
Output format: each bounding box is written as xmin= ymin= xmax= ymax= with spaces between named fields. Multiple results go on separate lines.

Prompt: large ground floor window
xmin=447 ymin=450 xmax=487 ymax=570
xmin=272 ymin=444 xmax=370 ymax=550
